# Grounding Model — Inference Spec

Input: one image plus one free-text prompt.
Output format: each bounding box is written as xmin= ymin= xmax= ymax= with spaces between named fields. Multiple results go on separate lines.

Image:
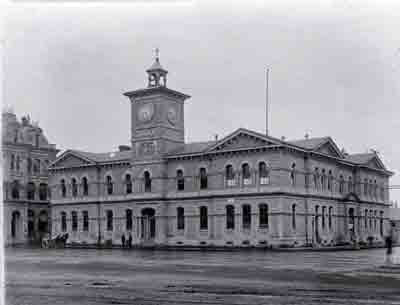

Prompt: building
xmin=2 ymin=110 xmax=58 ymax=246
xmin=47 ymin=54 xmax=394 ymax=248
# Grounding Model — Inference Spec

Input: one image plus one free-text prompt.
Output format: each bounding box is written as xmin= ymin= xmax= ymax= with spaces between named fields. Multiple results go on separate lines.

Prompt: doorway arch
xmin=141 ymin=208 xmax=156 ymax=241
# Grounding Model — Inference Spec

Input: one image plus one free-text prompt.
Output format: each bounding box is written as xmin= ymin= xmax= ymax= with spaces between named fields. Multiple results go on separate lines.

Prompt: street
xmin=5 ymin=247 xmax=400 ymax=305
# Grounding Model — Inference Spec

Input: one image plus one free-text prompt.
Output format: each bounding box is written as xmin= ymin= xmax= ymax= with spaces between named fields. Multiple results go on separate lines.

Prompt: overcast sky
xmin=3 ymin=0 xmax=400 ymax=202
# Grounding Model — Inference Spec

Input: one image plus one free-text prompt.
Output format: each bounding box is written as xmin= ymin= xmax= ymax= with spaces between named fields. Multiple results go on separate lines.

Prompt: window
xmin=321 ymin=169 xmax=326 ymax=190
xmin=35 ymin=133 xmax=40 ymax=147
xmin=292 ymin=204 xmax=296 ymax=229
xmin=144 ymin=171 xmax=151 ymax=192
xmin=26 ymin=182 xmax=35 ymax=200
xmin=11 ymin=180 xmax=20 ymax=199
xmin=176 ymin=170 xmax=184 ymax=191
xmin=71 ymin=211 xmax=78 ymax=231
xmin=82 ymin=177 xmax=89 ymax=196
xmin=364 ymin=178 xmax=368 ymax=195
xmin=14 ymin=130 xmax=18 ymax=143
xmin=35 ymin=159 xmax=40 ymax=173
xmin=322 ymin=206 xmax=326 ymax=229
xmin=314 ymin=168 xmax=319 ymax=189
xmin=39 ymin=183 xmax=47 ymax=201
xmin=10 ymin=154 xmax=15 ymax=170
xmin=61 ymin=179 xmax=66 ymax=198
xmin=27 ymin=158 xmax=32 ymax=173
xmin=106 ymin=175 xmax=113 ymax=195
xmin=348 ymin=208 xmax=355 ymax=231
xmin=16 ymin=156 xmax=20 ymax=171
xmin=259 ymin=204 xmax=269 ymax=228
xmin=126 ymin=209 xmax=133 ymax=231
xmin=369 ymin=209 xmax=373 ymax=229
xmin=290 ymin=163 xmax=296 ymax=186
xmin=380 ymin=186 xmax=385 ymax=200
xmin=199 ymin=168 xmax=208 ymax=189
xmin=365 ymin=209 xmax=368 ymax=229
xmin=71 ymin=178 xmax=78 ymax=197
xmin=339 ymin=175 xmax=344 ymax=194
xmin=125 ymin=174 xmax=133 ymax=194
xmin=328 ymin=206 xmax=333 ymax=230
xmin=259 ymin=161 xmax=270 ymax=185
xmin=374 ymin=210 xmax=377 ymax=231
xmin=380 ymin=211 xmax=384 ymax=235
xmin=177 ymin=207 xmax=185 ymax=230
xmin=225 ymin=165 xmax=235 ymax=186
xmin=226 ymin=205 xmax=235 ymax=229
xmin=368 ymin=180 xmax=373 ymax=197
xmin=199 ymin=206 xmax=208 ymax=230
xmin=348 ymin=176 xmax=353 ymax=193
xmin=242 ymin=204 xmax=251 ymax=229
xmin=106 ymin=210 xmax=113 ymax=231
xmin=61 ymin=212 xmax=67 ymax=232
xmin=83 ymin=211 xmax=89 ymax=231
xmin=373 ymin=180 xmax=377 ymax=198
xmin=327 ymin=170 xmax=332 ymax=191
xmin=242 ymin=163 xmax=251 ymax=185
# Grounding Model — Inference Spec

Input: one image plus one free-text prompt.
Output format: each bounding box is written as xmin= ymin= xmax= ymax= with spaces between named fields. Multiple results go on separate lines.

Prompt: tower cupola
xmin=146 ymin=48 xmax=168 ymax=88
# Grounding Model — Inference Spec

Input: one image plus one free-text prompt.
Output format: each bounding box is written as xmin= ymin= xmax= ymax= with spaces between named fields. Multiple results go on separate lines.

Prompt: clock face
xmin=138 ymin=104 xmax=154 ymax=122
xmin=167 ymin=107 xmax=178 ymax=125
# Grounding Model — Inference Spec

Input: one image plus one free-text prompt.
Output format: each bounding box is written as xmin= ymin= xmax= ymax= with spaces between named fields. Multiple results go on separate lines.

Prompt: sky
xmin=2 ymin=0 xmax=400 ymax=202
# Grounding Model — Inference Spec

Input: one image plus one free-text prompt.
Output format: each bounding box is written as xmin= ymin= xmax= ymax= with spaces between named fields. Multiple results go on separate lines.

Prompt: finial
xmin=154 ymin=47 xmax=160 ymax=61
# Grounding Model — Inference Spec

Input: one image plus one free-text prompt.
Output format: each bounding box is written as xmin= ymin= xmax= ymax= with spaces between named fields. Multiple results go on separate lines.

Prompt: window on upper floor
xmin=16 ymin=156 xmax=20 ymax=171
xmin=290 ymin=163 xmax=296 ymax=187
xmin=176 ymin=170 xmax=184 ymax=191
xmin=199 ymin=168 xmax=208 ymax=190
xmin=226 ymin=205 xmax=235 ymax=230
xmin=27 ymin=158 xmax=32 ymax=173
xmin=328 ymin=206 xmax=333 ymax=230
xmin=71 ymin=211 xmax=78 ymax=231
xmin=39 ymin=183 xmax=47 ymax=201
xmin=322 ymin=206 xmax=326 ymax=229
xmin=374 ymin=210 xmax=377 ymax=230
xmin=126 ymin=209 xmax=133 ymax=231
xmin=10 ymin=154 xmax=15 ymax=170
xmin=373 ymin=180 xmax=377 ymax=198
xmin=225 ymin=164 xmax=235 ymax=186
xmin=242 ymin=204 xmax=251 ymax=229
xmin=348 ymin=176 xmax=353 ymax=193
xmin=327 ymin=170 xmax=333 ymax=191
xmin=144 ymin=171 xmax=151 ymax=192
xmin=339 ymin=175 xmax=344 ymax=194
xmin=125 ymin=174 xmax=133 ymax=194
xmin=259 ymin=204 xmax=269 ymax=228
xmin=60 ymin=179 xmax=66 ymax=198
xmin=314 ymin=168 xmax=319 ymax=189
xmin=106 ymin=175 xmax=113 ymax=195
xmin=106 ymin=210 xmax=113 ymax=231
xmin=61 ymin=212 xmax=67 ymax=232
xmin=71 ymin=178 xmax=78 ymax=197
xmin=258 ymin=161 xmax=270 ymax=185
xmin=26 ymin=182 xmax=35 ymax=200
xmin=365 ymin=209 xmax=368 ymax=229
xmin=369 ymin=209 xmax=373 ymax=229
xmin=380 ymin=211 xmax=384 ymax=235
xmin=83 ymin=211 xmax=89 ymax=231
xmin=199 ymin=206 xmax=208 ymax=230
xmin=292 ymin=204 xmax=296 ymax=230
xmin=11 ymin=180 xmax=20 ymax=199
xmin=82 ymin=177 xmax=89 ymax=196
xmin=321 ymin=169 xmax=326 ymax=190
xmin=177 ymin=207 xmax=185 ymax=230
xmin=242 ymin=163 xmax=251 ymax=185
xmin=364 ymin=178 xmax=368 ymax=195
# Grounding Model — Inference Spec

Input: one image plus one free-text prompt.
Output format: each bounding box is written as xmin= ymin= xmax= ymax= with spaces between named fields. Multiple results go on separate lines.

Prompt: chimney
xmin=118 ymin=145 xmax=130 ymax=152
xmin=214 ymin=134 xmax=218 ymax=142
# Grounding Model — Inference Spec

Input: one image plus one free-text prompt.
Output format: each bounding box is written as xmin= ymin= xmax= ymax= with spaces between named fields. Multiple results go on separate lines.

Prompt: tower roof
xmin=146 ymin=48 xmax=168 ymax=73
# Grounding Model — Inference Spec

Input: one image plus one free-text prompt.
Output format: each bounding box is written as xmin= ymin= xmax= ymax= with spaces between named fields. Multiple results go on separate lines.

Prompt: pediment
xmin=366 ymin=156 xmax=386 ymax=170
xmin=207 ymin=129 xmax=280 ymax=152
xmin=49 ymin=151 xmax=95 ymax=169
xmin=314 ymin=138 xmax=343 ymax=158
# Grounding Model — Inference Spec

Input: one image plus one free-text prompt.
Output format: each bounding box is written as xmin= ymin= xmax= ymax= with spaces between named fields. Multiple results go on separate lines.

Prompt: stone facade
xmin=2 ymin=110 xmax=58 ymax=246
xmin=48 ymin=55 xmax=393 ymax=248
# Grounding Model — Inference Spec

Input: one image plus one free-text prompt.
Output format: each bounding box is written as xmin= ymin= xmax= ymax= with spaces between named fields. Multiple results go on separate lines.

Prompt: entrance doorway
xmin=38 ymin=210 xmax=49 ymax=239
xmin=141 ymin=208 xmax=156 ymax=241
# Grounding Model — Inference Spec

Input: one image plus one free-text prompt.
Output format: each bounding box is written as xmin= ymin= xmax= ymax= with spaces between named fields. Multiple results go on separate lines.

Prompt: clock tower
xmin=123 ymin=50 xmax=190 ymax=161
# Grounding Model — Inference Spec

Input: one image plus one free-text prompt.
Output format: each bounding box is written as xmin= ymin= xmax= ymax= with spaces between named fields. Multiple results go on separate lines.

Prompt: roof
xmin=71 ymin=149 xmax=132 ymax=163
xmin=344 ymin=153 xmax=375 ymax=164
xmin=288 ymin=137 xmax=329 ymax=150
xmin=146 ymin=58 xmax=167 ymax=72
xmin=167 ymin=141 xmax=214 ymax=155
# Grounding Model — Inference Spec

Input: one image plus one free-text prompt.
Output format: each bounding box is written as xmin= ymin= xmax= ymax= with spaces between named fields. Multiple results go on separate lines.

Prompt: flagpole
xmin=266 ymin=67 xmax=270 ymax=136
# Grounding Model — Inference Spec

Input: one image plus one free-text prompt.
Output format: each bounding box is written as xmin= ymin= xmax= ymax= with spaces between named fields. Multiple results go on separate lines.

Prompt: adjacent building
xmin=2 ymin=110 xmax=58 ymax=246
xmin=47 ymin=55 xmax=394 ymax=248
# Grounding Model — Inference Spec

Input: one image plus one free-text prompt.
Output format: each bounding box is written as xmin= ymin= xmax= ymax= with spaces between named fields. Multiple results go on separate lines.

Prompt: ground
xmin=5 ymin=247 xmax=400 ymax=305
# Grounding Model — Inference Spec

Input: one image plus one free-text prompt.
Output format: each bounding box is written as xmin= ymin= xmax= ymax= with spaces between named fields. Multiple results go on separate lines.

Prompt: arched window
xmin=106 ymin=175 xmax=113 ymax=195
xmin=82 ymin=211 xmax=89 ymax=231
xmin=242 ymin=163 xmax=251 ymax=185
xmin=339 ymin=175 xmax=344 ymax=194
xmin=82 ymin=177 xmax=89 ymax=196
xmin=126 ymin=209 xmax=133 ymax=231
xmin=322 ymin=206 xmax=326 ymax=229
xmin=16 ymin=156 xmax=20 ymax=171
xmin=364 ymin=178 xmax=368 ymax=195
xmin=11 ymin=211 xmax=20 ymax=238
xmin=27 ymin=158 xmax=32 ymax=173
xmin=199 ymin=206 xmax=208 ymax=230
xmin=71 ymin=178 xmax=78 ymax=197
xmin=61 ymin=212 xmax=67 ymax=232
xmin=177 ymin=207 xmax=185 ymax=230
xmin=374 ymin=210 xmax=377 ymax=231
xmin=348 ymin=208 xmax=355 ymax=227
xmin=11 ymin=180 xmax=20 ymax=199
xmin=26 ymin=182 xmax=35 ymax=200
xmin=71 ymin=211 xmax=78 ymax=231
xmin=348 ymin=176 xmax=353 ymax=193
xmin=314 ymin=168 xmax=319 ymax=189
xmin=225 ymin=164 xmax=235 ymax=186
xmin=10 ymin=154 xmax=15 ymax=170
xmin=290 ymin=163 xmax=296 ymax=186
xmin=226 ymin=205 xmax=235 ymax=229
xmin=60 ymin=179 xmax=66 ymax=198
xmin=373 ymin=180 xmax=377 ymax=198
xmin=292 ymin=204 xmax=296 ymax=230
xmin=39 ymin=183 xmax=47 ymax=201
xmin=125 ymin=174 xmax=133 ymax=194
xmin=242 ymin=204 xmax=251 ymax=229
xmin=258 ymin=161 xmax=270 ymax=185
xmin=364 ymin=209 xmax=368 ymax=229
xmin=106 ymin=210 xmax=113 ymax=231
xmin=321 ymin=169 xmax=326 ymax=190
xmin=259 ymin=204 xmax=269 ymax=228
xmin=199 ymin=168 xmax=208 ymax=189
xmin=328 ymin=206 xmax=333 ymax=230
xmin=327 ymin=170 xmax=332 ymax=191
xmin=369 ymin=209 xmax=373 ymax=229
xmin=379 ymin=211 xmax=384 ymax=235
xmin=144 ymin=171 xmax=151 ymax=192
xmin=368 ymin=179 xmax=373 ymax=197
xmin=176 ymin=170 xmax=184 ymax=191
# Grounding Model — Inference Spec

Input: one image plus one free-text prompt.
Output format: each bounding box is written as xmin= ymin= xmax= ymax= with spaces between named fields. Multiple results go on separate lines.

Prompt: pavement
xmin=5 ymin=247 xmax=400 ymax=305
